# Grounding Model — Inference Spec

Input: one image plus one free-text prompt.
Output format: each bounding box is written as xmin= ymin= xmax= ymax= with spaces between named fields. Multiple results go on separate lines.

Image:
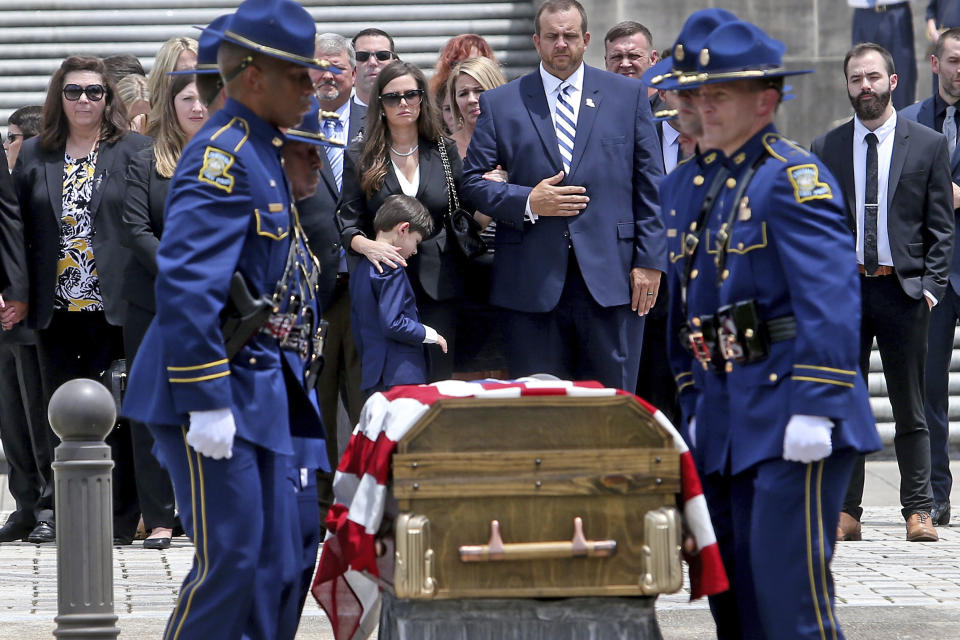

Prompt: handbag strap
xmin=436 ymin=137 xmax=461 ymax=215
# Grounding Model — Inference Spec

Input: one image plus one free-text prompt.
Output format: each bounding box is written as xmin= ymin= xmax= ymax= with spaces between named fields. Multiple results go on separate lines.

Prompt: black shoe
xmin=931 ymin=501 xmax=951 ymax=526
xmin=0 ymin=521 xmax=33 ymax=543
xmin=113 ymin=535 xmax=133 ymax=546
xmin=143 ymin=535 xmax=171 ymax=550
xmin=27 ymin=521 xmax=55 ymax=544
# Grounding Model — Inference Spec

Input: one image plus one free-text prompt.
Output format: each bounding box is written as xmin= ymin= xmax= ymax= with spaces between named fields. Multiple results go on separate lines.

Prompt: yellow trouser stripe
xmin=805 ymin=462 xmax=827 ymax=640
xmin=816 ymin=461 xmax=839 ymax=640
xmin=167 ymin=429 xmax=210 ymax=640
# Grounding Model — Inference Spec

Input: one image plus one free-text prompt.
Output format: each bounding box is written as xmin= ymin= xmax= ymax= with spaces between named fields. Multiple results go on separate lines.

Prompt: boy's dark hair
xmin=9 ymin=105 xmax=43 ymax=138
xmin=352 ymin=28 xmax=396 ymax=53
xmin=373 ymin=194 xmax=434 ymax=237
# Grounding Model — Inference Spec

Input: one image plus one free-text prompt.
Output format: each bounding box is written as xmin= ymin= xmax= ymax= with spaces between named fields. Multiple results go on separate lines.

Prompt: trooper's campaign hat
xmin=674 ymin=20 xmax=813 ymax=89
xmin=204 ymin=0 xmax=328 ymax=72
xmin=643 ymin=8 xmax=738 ymax=91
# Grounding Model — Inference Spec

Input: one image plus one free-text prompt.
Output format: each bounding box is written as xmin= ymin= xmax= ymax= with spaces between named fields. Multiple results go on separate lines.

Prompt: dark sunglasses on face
xmin=379 ymin=89 xmax=424 ymax=108
xmin=356 ymin=50 xmax=394 ymax=63
xmin=5 ymin=133 xmax=22 ymax=144
xmin=62 ymin=84 xmax=106 ymax=102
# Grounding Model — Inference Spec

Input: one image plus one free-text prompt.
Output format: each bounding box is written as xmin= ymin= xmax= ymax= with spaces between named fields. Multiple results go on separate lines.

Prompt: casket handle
xmin=459 ymin=516 xmax=617 ymax=562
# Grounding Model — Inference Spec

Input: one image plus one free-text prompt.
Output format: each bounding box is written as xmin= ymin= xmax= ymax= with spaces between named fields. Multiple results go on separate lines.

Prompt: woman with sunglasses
xmin=115 ymin=73 xmax=209 ymax=549
xmin=12 ymin=55 xmax=149 ymax=545
xmin=338 ymin=60 xmax=468 ymax=381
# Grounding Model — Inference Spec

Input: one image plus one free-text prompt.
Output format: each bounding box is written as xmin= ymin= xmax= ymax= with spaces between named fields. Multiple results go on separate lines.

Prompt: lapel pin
xmin=585 ymin=98 xmax=595 ymax=108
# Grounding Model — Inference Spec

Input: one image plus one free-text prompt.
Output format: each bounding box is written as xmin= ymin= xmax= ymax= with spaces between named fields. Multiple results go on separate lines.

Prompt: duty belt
xmin=261 ymin=311 xmax=325 ymax=361
xmin=686 ymin=304 xmax=796 ymax=369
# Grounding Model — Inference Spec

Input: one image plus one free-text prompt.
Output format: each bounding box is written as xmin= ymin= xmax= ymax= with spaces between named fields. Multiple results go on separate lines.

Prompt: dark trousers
xmin=852 ymin=3 xmax=916 ymax=110
xmin=924 ymin=284 xmax=959 ymax=505
xmin=0 ymin=342 xmax=53 ymax=525
xmin=636 ymin=275 xmax=680 ymax=426
xmin=503 ymin=254 xmax=645 ymax=391
xmin=36 ymin=311 xmax=124 ymax=526
xmin=844 ymin=275 xmax=934 ymax=520
xmin=123 ymin=304 xmax=178 ymax=532
xmin=149 ymin=424 xmax=298 ymax=640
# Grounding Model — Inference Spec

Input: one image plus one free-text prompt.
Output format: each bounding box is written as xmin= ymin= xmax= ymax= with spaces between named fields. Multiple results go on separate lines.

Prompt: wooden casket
xmin=385 ymin=393 xmax=683 ymax=600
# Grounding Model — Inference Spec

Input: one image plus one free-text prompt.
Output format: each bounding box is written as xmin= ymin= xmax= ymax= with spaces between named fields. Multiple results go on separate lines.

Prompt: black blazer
xmin=298 ymin=102 xmax=365 ymax=310
xmin=119 ymin=146 xmax=169 ymax=314
xmin=0 ymin=147 xmax=26 ymax=301
xmin=12 ymin=132 xmax=151 ymax=329
xmin=811 ymin=116 xmax=955 ymax=301
xmin=336 ymin=135 xmax=465 ymax=301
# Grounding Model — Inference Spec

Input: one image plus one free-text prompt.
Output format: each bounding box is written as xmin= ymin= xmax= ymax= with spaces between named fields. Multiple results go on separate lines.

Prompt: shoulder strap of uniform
xmin=680 ymin=166 xmax=729 ymax=309
xmin=715 ymin=153 xmax=770 ymax=285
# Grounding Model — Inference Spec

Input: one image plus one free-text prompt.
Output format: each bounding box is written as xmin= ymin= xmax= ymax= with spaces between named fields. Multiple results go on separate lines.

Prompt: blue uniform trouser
xmin=149 ymin=425 xmax=297 ymax=640
xmin=277 ymin=469 xmax=321 ymax=640
xmin=924 ymin=285 xmax=959 ymax=505
xmin=704 ymin=451 xmax=855 ymax=639
xmin=852 ymin=3 xmax=915 ymax=110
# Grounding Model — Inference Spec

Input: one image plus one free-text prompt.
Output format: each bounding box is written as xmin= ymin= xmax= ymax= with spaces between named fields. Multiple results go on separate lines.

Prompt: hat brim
xmin=642 ymin=58 xmax=688 ymax=89
xmin=673 ymin=67 xmax=813 ymax=90
xmin=205 ymin=27 xmax=335 ymax=73
xmin=168 ymin=64 xmax=220 ymax=76
xmin=652 ymin=107 xmax=678 ymax=123
xmin=284 ymin=130 xmax=345 ymax=148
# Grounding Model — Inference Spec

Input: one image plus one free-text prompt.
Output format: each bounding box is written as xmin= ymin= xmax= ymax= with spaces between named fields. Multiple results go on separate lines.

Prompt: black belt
xmin=862 ymin=2 xmax=907 ymax=12
xmin=766 ymin=316 xmax=797 ymax=343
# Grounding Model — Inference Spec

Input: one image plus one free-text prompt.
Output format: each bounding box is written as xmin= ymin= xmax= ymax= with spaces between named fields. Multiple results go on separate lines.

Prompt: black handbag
xmin=437 ymin=138 xmax=488 ymax=260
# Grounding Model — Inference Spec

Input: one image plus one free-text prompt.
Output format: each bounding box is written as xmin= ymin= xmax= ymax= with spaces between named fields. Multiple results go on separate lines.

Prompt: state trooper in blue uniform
xmin=122 ymin=1 xmax=337 ymax=638
xmin=654 ymin=18 xmax=884 ymax=640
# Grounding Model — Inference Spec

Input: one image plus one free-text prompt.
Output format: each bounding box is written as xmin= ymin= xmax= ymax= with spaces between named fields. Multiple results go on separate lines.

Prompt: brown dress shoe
xmin=837 ymin=512 xmax=862 ymax=541
xmin=906 ymin=512 xmax=939 ymax=542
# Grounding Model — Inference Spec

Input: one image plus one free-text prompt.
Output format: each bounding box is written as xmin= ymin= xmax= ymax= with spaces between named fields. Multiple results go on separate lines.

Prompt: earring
xmin=458 ymin=116 xmax=464 ymax=126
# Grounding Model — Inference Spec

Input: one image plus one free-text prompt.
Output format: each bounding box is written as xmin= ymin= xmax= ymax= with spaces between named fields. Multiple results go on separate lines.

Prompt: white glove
xmin=187 ymin=408 xmax=237 ymax=460
xmin=688 ymin=417 xmax=697 ymax=449
xmin=782 ymin=414 xmax=833 ymax=463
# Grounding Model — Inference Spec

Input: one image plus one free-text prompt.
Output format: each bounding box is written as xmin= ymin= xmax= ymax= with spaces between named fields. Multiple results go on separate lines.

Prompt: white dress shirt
xmin=853 ymin=111 xmax=896 ymax=267
xmin=661 ymin=122 xmax=682 ymax=175
xmin=393 ymin=161 xmax=420 ymax=196
xmin=525 ymin=62 xmax=586 ymax=222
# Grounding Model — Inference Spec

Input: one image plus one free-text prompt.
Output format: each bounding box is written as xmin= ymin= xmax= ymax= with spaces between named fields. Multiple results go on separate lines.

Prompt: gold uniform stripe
xmin=675 ymin=371 xmax=693 ymax=381
xmin=793 ymin=376 xmax=854 ymax=388
xmin=677 ymin=380 xmax=695 ymax=392
xmin=816 ymin=461 xmax=839 ymax=640
xmin=169 ymin=371 xmax=231 ymax=383
xmin=167 ymin=359 xmax=229 ymax=372
xmin=805 ymin=462 xmax=828 ymax=640
xmin=209 ymin=116 xmax=250 ymax=152
xmin=795 ymin=364 xmax=856 ymax=376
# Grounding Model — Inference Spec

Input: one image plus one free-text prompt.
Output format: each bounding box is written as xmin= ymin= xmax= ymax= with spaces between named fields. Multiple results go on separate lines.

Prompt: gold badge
xmin=733 ymin=152 xmax=746 ymax=165
xmin=704 ymin=152 xmax=717 ymax=164
xmin=787 ymin=164 xmax=833 ymax=203
xmin=674 ymin=44 xmax=685 ymax=62
xmin=198 ymin=146 xmax=235 ymax=194
xmin=738 ymin=196 xmax=752 ymax=221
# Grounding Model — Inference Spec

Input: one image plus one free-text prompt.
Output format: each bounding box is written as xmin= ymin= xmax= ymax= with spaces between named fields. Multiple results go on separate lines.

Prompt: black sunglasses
xmin=356 ymin=50 xmax=394 ymax=63
xmin=5 ymin=132 xmax=22 ymax=144
xmin=380 ymin=89 xmax=424 ymax=108
xmin=62 ymin=84 xmax=106 ymax=102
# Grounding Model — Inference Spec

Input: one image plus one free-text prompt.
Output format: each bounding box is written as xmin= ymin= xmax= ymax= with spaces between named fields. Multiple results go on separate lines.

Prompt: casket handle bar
xmin=459 ymin=516 xmax=617 ymax=562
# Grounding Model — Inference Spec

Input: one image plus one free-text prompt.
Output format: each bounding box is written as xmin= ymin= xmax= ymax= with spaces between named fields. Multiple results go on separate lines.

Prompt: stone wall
xmin=580 ymin=0 xmax=932 ymax=147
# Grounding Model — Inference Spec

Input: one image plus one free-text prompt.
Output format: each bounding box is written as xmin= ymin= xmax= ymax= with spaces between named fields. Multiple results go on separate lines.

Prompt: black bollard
xmin=48 ymin=378 xmax=120 ymax=639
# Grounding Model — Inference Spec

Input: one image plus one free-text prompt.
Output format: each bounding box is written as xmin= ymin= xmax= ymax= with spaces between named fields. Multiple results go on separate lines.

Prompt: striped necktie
xmin=323 ymin=118 xmax=345 ymax=191
xmin=555 ymin=82 xmax=576 ymax=175
xmin=945 ymin=104 xmax=957 ymax=155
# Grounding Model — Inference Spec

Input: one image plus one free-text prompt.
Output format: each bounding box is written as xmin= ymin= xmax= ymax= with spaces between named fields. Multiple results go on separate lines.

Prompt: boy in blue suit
xmin=351 ymin=195 xmax=447 ymax=396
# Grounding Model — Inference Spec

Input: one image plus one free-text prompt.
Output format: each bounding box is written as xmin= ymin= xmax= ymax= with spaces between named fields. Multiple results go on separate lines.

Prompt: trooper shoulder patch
xmin=786 ymin=164 xmax=832 ymax=203
xmin=198 ymin=146 xmax=235 ymax=194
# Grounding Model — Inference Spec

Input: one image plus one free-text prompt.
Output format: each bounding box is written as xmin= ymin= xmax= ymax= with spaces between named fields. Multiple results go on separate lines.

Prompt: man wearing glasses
xmin=351 ymin=28 xmax=397 ymax=107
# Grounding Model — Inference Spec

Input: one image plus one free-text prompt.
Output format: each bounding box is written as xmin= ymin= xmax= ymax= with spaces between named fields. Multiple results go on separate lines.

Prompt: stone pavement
xmin=1 ymin=461 xmax=959 ymax=639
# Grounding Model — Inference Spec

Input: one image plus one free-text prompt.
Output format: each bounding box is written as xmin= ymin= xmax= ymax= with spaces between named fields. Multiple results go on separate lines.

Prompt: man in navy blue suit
xmin=461 ymin=0 xmax=666 ymax=391
xmin=899 ymin=26 xmax=960 ymax=527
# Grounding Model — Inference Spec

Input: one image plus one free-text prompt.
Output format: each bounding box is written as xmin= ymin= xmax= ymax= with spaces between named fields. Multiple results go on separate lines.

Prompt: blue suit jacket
xmin=122 ymin=99 xmax=327 ymax=462
xmin=899 ymin=96 xmax=960 ymax=294
xmin=350 ymin=262 xmax=428 ymax=392
xmin=460 ymin=65 xmax=666 ymax=313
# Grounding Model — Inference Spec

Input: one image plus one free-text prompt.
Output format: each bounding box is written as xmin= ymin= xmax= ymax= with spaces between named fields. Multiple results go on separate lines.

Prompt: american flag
xmin=312 ymin=379 xmax=729 ymax=639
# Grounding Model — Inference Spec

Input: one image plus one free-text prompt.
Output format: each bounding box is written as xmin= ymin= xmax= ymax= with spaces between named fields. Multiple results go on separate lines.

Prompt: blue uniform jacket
xmin=662 ymin=149 xmax=730 ymax=475
xmin=711 ymin=125 xmax=882 ymax=474
xmin=123 ymin=99 xmax=327 ymax=464
xmin=460 ymin=65 xmax=666 ymax=313
xmin=350 ymin=261 xmax=428 ymax=392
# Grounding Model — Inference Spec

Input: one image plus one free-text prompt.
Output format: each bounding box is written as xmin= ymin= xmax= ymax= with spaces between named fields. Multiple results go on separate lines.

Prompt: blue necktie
xmin=555 ymin=83 xmax=576 ymax=174
xmin=323 ymin=119 xmax=345 ymax=191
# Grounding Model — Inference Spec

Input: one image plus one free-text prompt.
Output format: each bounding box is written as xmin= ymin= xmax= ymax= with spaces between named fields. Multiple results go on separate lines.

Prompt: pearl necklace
xmin=390 ymin=144 xmax=419 ymax=157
